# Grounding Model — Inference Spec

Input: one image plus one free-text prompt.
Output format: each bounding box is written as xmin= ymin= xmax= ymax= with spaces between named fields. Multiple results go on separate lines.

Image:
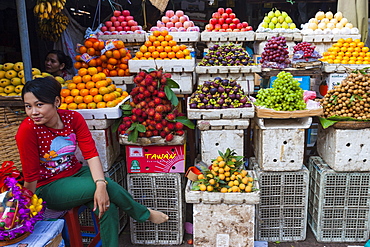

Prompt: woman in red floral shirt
xmin=16 ymin=77 xmax=168 ymax=246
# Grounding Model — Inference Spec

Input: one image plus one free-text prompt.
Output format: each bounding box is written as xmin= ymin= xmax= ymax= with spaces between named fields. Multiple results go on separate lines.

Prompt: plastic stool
xmin=63 ymin=205 xmax=102 ymax=247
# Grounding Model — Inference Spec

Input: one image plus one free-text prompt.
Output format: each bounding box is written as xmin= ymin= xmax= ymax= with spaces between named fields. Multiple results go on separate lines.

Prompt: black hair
xmin=21 ymin=77 xmax=61 ymax=104
xmin=46 ymin=50 xmax=73 ymax=70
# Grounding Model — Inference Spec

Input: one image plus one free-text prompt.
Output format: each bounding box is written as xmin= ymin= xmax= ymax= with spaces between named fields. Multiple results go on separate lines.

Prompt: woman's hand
xmin=93 ymin=182 xmax=110 ymax=219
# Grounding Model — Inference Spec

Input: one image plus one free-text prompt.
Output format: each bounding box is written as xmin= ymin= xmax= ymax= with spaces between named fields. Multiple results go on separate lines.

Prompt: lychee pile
xmin=119 ymin=69 xmax=186 ymax=142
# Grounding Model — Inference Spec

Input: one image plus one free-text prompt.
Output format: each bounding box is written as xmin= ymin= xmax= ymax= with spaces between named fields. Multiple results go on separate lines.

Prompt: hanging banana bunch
xmin=37 ymin=13 xmax=69 ymax=42
xmin=33 ymin=0 xmax=68 ymax=42
xmin=33 ymin=0 xmax=66 ymax=20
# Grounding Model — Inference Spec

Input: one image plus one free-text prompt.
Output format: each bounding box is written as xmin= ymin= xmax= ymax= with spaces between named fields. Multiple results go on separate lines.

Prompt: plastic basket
xmin=307 ymin=156 xmax=370 ymax=242
xmin=252 ymin=157 xmax=309 ymax=242
xmin=127 ymin=173 xmax=185 ymax=245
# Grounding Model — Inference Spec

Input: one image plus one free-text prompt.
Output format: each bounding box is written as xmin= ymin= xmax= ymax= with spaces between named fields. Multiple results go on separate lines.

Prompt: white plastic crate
xmin=252 ymin=117 xmax=312 ymax=171
xmin=200 ymin=128 xmax=245 ymax=166
xmin=74 ymin=96 xmax=128 ymax=119
xmin=170 ymin=72 xmax=195 ymax=94
xmin=201 ymin=31 xmax=255 ymax=43
xmin=317 ymin=125 xmax=370 ymax=171
xmin=84 ymin=118 xmax=116 ymax=130
xmin=187 ymin=98 xmax=254 ymax=120
xmin=197 ymin=119 xmax=250 ymax=131
xmin=109 ymin=76 xmax=134 ymax=85
xmin=127 ymin=173 xmax=184 ymax=245
xmin=308 ymin=156 xmax=370 ymax=243
xmin=128 ymin=58 xmax=195 ymax=73
xmin=323 ymin=63 xmax=370 ymax=73
xmin=167 ymin=31 xmax=200 ymax=43
xmin=252 ymin=157 xmax=309 ymax=242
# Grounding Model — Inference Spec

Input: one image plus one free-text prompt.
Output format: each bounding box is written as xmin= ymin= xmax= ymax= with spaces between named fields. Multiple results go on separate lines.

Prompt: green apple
xmin=282 ymin=22 xmax=289 ymax=29
xmin=282 ymin=11 xmax=288 ymax=18
xmin=271 ymin=17 xmax=278 ymax=24
xmin=263 ymin=16 xmax=270 ymax=23
xmin=274 ymin=9 xmax=281 ymax=17
xmin=268 ymin=22 xmax=275 ymax=29
xmin=285 ymin=16 xmax=292 ymax=24
xmin=262 ymin=22 xmax=269 ymax=28
xmin=275 ymin=23 xmax=282 ymax=29
xmin=289 ymin=23 xmax=296 ymax=29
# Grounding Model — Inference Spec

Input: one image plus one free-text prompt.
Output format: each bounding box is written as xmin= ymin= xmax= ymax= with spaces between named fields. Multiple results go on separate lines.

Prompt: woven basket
xmin=0 ymin=124 xmax=23 ymax=172
xmin=0 ymin=107 xmax=27 ymax=125
xmin=333 ymin=121 xmax=370 ymax=129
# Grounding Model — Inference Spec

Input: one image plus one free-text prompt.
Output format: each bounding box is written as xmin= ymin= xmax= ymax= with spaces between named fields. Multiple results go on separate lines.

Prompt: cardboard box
xmin=325 ymin=73 xmax=347 ymax=91
xmin=126 ymin=144 xmax=186 ymax=173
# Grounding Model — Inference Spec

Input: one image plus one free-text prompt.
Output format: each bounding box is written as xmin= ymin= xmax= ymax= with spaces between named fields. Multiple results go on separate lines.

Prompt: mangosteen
xmin=222 ymin=104 xmax=228 ymax=109
xmin=206 ymin=94 xmax=212 ymax=98
xmin=189 ymin=103 xmax=197 ymax=109
xmin=244 ymin=103 xmax=252 ymax=107
xmin=220 ymin=93 xmax=228 ymax=99
xmin=217 ymin=98 xmax=225 ymax=105
xmin=202 ymin=87 xmax=209 ymax=93
xmin=213 ymin=104 xmax=221 ymax=109
xmin=209 ymin=60 xmax=214 ymax=65
xmin=218 ymin=87 xmax=225 ymax=93
xmin=199 ymin=93 xmax=205 ymax=100
xmin=229 ymin=80 xmax=237 ymax=87
xmin=225 ymin=88 xmax=231 ymax=93
xmin=228 ymin=93 xmax=235 ymax=99
xmin=239 ymin=97 xmax=248 ymax=104
xmin=210 ymin=87 xmax=218 ymax=95
xmin=235 ymin=94 xmax=241 ymax=100
xmin=202 ymin=98 xmax=208 ymax=104
xmin=204 ymin=81 xmax=211 ymax=87
xmin=206 ymin=104 xmax=214 ymax=109
xmin=198 ymin=104 xmax=206 ymax=109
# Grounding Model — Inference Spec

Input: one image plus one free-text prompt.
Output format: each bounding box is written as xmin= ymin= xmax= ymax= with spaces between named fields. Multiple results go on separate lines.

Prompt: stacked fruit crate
xmin=252 ymin=116 xmax=312 ymax=242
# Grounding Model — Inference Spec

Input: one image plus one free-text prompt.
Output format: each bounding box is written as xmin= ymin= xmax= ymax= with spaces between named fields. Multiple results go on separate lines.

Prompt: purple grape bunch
xmin=292 ymin=42 xmax=322 ymax=62
xmin=260 ymin=36 xmax=291 ymax=69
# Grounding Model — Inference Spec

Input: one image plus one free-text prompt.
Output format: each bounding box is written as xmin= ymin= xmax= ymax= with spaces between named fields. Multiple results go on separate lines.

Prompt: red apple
xmin=226 ymin=28 xmax=233 ymax=32
xmin=232 ymin=18 xmax=240 ymax=24
xmin=113 ymin=10 xmax=121 ymax=17
xmin=229 ymin=13 xmax=236 ymax=19
xmin=222 ymin=23 xmax=229 ymax=29
xmin=221 ymin=13 xmax=229 ymax=19
xmin=236 ymin=23 xmax=243 ymax=29
xmin=209 ymin=18 xmax=218 ymax=25
xmin=242 ymin=22 xmax=249 ymax=27
xmin=214 ymin=24 xmax=221 ymax=31
xmin=229 ymin=23 xmax=236 ymax=29
xmin=217 ymin=8 xmax=224 ymax=14
xmin=218 ymin=18 xmax=224 ymax=25
xmin=117 ymin=16 xmax=125 ymax=22
xmin=121 ymin=21 xmax=127 ymax=27
xmin=114 ymin=21 xmax=120 ymax=27
xmin=123 ymin=26 xmax=131 ymax=32
xmin=101 ymin=26 xmax=108 ymax=32
xmin=103 ymin=31 xmax=111 ymax=35
xmin=109 ymin=26 xmax=116 ymax=32
xmin=219 ymin=28 xmax=226 ymax=32
xmin=110 ymin=16 xmax=117 ymax=22
xmin=131 ymin=26 xmax=140 ymax=31
xmin=245 ymin=26 xmax=253 ymax=31
xmin=105 ymin=21 xmax=113 ymax=27
xmin=212 ymin=12 xmax=221 ymax=19
xmin=225 ymin=8 xmax=233 ymax=14
xmin=127 ymin=20 xmax=137 ymax=26
xmin=125 ymin=16 xmax=134 ymax=21
xmin=233 ymin=29 xmax=241 ymax=32
xmin=116 ymin=26 xmax=123 ymax=31
xmin=122 ymin=10 xmax=130 ymax=16
xmin=205 ymin=24 xmax=214 ymax=31
xmin=225 ymin=18 xmax=233 ymax=24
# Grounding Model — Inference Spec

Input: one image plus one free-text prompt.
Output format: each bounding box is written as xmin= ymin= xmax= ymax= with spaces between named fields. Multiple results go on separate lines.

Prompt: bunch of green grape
xmin=255 ymin=71 xmax=306 ymax=111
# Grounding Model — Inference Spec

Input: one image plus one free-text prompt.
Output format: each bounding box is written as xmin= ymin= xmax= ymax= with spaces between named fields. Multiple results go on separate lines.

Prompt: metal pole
xmin=15 ymin=0 xmax=32 ymax=83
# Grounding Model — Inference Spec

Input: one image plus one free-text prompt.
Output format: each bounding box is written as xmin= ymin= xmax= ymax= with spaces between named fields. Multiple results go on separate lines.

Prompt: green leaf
xmin=147 ymin=68 xmax=156 ymax=72
xmin=121 ymin=104 xmax=132 ymax=110
xmin=112 ymin=118 xmax=122 ymax=133
xmin=123 ymin=110 xmax=133 ymax=116
xmin=127 ymin=124 xmax=136 ymax=132
xmin=128 ymin=129 xmax=138 ymax=142
xmin=166 ymin=78 xmax=180 ymax=88
xmin=137 ymin=124 xmax=146 ymax=133
xmin=175 ymin=116 xmax=195 ymax=129
xmin=164 ymin=85 xmax=179 ymax=106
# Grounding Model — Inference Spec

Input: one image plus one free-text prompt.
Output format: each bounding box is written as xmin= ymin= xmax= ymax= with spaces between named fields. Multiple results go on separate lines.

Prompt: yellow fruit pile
xmin=0 ymin=62 xmax=59 ymax=96
xmin=320 ymin=38 xmax=370 ymax=64
xmin=60 ymin=67 xmax=128 ymax=110
xmin=192 ymin=149 xmax=256 ymax=193
xmin=133 ymin=30 xmax=192 ymax=60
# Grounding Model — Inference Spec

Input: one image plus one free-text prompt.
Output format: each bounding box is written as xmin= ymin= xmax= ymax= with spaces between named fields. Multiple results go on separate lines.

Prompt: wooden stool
xmin=63 ymin=205 xmax=102 ymax=247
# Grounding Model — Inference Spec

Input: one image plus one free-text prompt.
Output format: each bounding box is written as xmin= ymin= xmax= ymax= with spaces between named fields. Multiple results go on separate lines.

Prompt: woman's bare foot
xmin=148 ymin=209 xmax=169 ymax=224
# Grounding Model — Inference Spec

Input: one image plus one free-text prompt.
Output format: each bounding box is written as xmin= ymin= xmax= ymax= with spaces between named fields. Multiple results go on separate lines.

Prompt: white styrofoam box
xmin=255 ymin=117 xmax=312 ymax=129
xmin=325 ymin=73 xmax=347 ymax=91
xmin=168 ymin=31 xmax=200 ymax=42
xmin=323 ymin=63 xmax=370 ymax=73
xmin=98 ymin=33 xmax=147 ymax=43
xmin=187 ymin=98 xmax=254 ymax=120
xmin=252 ymin=117 xmax=311 ymax=171
xmin=301 ymin=34 xmax=361 ymax=43
xmin=128 ymin=58 xmax=195 ymax=73
xmin=254 ymin=32 xmax=302 ymax=41
xmin=253 ymin=40 xmax=297 ymax=55
xmin=193 ymin=203 xmax=255 ymax=247
xmin=201 ymin=31 xmax=255 ymax=42
xmin=185 ymin=172 xmax=260 ymax=204
xmin=75 ymin=123 xmax=121 ymax=171
xmin=317 ymin=125 xmax=370 ymax=171
xmin=200 ymin=129 xmax=244 ymax=165
xmin=170 ymin=72 xmax=195 ymax=94
xmin=84 ymin=118 xmax=117 ymax=130
xmin=109 ymin=76 xmax=134 ymax=85
xmin=197 ymin=119 xmax=250 ymax=130
xmin=196 ymin=65 xmax=261 ymax=74
xmin=74 ymin=96 xmax=129 ymax=120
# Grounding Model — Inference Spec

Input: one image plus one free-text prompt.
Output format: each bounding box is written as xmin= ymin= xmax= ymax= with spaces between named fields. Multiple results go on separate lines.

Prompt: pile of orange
xmin=59 ymin=67 xmax=129 ymax=110
xmin=320 ymin=38 xmax=370 ymax=64
xmin=74 ymin=38 xmax=132 ymax=77
xmin=132 ymin=30 xmax=192 ymax=60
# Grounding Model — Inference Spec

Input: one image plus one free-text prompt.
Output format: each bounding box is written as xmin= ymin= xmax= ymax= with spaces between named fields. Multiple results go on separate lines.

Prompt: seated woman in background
xmin=45 ymin=50 xmax=74 ymax=81
xmin=16 ymin=77 xmax=169 ymax=247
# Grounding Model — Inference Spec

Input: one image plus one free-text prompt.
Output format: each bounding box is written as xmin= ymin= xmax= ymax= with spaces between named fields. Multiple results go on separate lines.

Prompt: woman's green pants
xmin=36 ymin=166 xmax=150 ymax=247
